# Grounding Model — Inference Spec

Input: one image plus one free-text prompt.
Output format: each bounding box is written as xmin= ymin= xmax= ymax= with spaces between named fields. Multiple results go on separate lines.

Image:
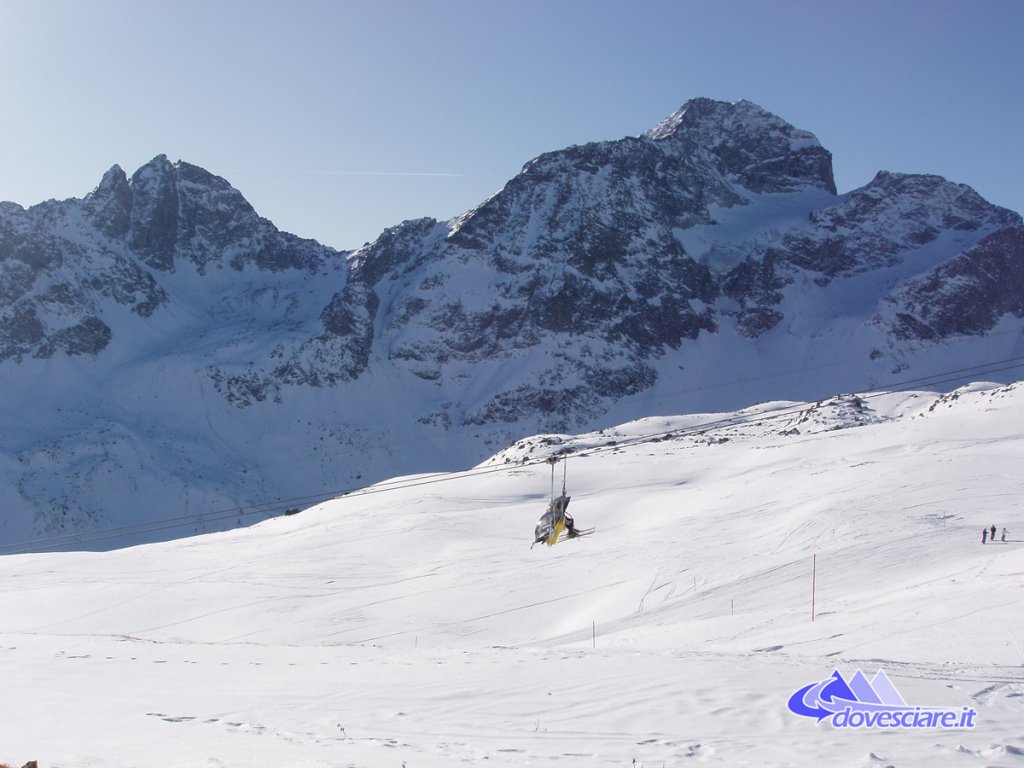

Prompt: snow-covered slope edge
xmin=1 ymin=381 xmax=1022 ymax=766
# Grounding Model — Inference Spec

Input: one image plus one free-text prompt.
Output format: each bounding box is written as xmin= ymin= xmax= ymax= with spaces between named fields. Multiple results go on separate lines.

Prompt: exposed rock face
xmin=1 ymin=97 xmax=1022 ymax=548
xmin=245 ymin=99 xmax=848 ymax=424
xmin=644 ymin=98 xmax=837 ymax=195
xmin=881 ymin=224 xmax=1024 ymax=339
xmin=0 ymin=155 xmax=345 ymax=363
xmin=260 ymin=100 xmax=1019 ymax=426
xmin=719 ymin=172 xmax=1021 ymax=338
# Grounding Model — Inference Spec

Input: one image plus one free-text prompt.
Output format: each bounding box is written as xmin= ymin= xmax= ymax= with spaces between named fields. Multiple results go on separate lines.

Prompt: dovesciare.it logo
xmin=787 ymin=669 xmax=977 ymax=729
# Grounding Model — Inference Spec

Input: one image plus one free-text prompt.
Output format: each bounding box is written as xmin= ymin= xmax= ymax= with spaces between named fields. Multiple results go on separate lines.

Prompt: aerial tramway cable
xmin=4 ymin=354 xmax=1024 ymax=554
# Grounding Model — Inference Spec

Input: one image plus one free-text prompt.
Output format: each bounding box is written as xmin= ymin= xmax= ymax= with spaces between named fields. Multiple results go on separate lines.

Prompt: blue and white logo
xmin=787 ymin=669 xmax=977 ymax=729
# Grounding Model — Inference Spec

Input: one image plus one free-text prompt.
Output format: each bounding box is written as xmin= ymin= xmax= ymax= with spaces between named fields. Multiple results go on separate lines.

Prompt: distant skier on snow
xmin=982 ymin=528 xmax=988 ymax=544
xmin=991 ymin=524 xmax=997 ymax=542
xmin=1002 ymin=527 xmax=1008 ymax=542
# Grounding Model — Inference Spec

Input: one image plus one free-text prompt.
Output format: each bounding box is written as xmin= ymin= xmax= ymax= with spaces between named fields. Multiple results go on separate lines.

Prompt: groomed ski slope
xmin=1 ymin=383 xmax=1023 ymax=767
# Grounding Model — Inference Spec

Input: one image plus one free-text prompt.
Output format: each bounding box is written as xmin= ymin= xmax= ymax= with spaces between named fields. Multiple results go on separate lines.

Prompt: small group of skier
xmin=982 ymin=524 xmax=1008 ymax=544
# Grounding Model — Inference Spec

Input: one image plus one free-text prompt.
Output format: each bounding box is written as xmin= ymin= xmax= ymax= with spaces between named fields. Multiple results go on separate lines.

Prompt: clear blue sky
xmin=2 ymin=0 xmax=1022 ymax=250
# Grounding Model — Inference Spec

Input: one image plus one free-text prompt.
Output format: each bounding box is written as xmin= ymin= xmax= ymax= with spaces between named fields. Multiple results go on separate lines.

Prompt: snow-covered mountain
xmin=1 ymin=382 xmax=1022 ymax=766
xmin=1 ymin=98 xmax=1023 ymax=548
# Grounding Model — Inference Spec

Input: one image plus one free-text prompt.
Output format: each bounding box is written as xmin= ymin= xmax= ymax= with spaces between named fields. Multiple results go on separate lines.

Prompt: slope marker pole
xmin=811 ymin=553 xmax=817 ymax=622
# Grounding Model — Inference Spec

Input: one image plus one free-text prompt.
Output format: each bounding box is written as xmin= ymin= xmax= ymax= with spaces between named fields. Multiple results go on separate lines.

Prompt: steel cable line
xmin=18 ymin=325 xmax=1018 ymax=524
xmin=0 ymin=489 xmax=346 ymax=554
xmin=2 ymin=355 xmax=1024 ymax=555
xmin=6 ymin=356 xmax=1024 ymax=554
xmin=5 ymin=342 xmax=1023 ymax=528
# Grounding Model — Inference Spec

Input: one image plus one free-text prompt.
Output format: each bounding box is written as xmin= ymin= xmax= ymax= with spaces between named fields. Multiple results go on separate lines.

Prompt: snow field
xmin=1 ymin=383 xmax=1023 ymax=766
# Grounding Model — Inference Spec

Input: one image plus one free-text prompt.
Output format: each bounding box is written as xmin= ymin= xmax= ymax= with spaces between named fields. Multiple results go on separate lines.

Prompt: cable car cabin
xmin=532 ymin=455 xmax=591 ymax=547
xmin=533 ymin=493 xmax=575 ymax=546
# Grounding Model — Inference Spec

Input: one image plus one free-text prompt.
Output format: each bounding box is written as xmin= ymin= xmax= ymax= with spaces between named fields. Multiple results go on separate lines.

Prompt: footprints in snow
xmin=636 ymin=738 xmax=716 ymax=760
xmin=144 ymin=714 xmax=410 ymax=749
xmin=144 ymin=713 xmax=309 ymax=741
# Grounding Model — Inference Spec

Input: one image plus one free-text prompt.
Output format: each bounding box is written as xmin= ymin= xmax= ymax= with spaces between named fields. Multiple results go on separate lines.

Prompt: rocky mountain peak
xmin=84 ymin=164 xmax=133 ymax=237
xmin=449 ymin=99 xmax=836 ymax=261
xmin=130 ymin=153 xmax=174 ymax=180
xmin=0 ymin=152 xmax=347 ymax=364
xmin=127 ymin=155 xmax=180 ymax=269
xmin=92 ymin=164 xmax=129 ymax=196
xmin=644 ymin=97 xmax=762 ymax=140
xmin=645 ymin=98 xmax=836 ymax=195
xmin=113 ymin=155 xmax=319 ymax=273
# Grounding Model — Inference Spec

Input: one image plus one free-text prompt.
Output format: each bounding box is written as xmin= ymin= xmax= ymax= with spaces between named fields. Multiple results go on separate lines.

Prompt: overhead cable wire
xmin=2 ymin=355 xmax=1024 ymax=555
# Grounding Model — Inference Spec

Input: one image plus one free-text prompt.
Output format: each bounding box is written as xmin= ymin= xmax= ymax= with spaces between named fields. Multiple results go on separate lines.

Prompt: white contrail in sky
xmin=313 ymin=171 xmax=463 ymax=177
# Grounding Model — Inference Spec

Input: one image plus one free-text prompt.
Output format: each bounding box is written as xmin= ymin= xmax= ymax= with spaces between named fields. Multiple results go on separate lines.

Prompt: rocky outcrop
xmin=0 ymin=156 xmax=346 ymax=363
xmin=881 ymin=225 xmax=1024 ymax=339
